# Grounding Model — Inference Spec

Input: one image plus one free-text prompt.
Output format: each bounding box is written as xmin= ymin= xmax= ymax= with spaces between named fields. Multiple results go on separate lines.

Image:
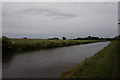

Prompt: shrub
xmin=48 ymin=37 xmax=59 ymax=40
xmin=2 ymin=36 xmax=13 ymax=52
xmin=23 ymin=37 xmax=27 ymax=39
xmin=62 ymin=37 xmax=66 ymax=40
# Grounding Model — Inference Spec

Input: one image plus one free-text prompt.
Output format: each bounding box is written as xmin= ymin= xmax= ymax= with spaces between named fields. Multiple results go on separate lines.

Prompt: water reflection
xmin=3 ymin=42 xmax=110 ymax=78
xmin=0 ymin=39 xmax=2 ymax=79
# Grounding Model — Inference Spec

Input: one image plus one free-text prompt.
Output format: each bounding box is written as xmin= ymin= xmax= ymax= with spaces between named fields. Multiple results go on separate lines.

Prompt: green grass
xmin=61 ymin=40 xmax=120 ymax=78
xmin=8 ymin=39 xmax=103 ymax=52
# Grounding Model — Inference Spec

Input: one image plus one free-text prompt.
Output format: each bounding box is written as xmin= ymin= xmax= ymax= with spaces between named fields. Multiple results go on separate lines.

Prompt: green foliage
xmin=2 ymin=36 xmax=13 ymax=52
xmin=114 ymin=35 xmax=120 ymax=40
xmin=75 ymin=36 xmax=116 ymax=40
xmin=2 ymin=38 xmax=104 ymax=53
xmin=48 ymin=37 xmax=59 ymax=40
xmin=23 ymin=37 xmax=27 ymax=39
xmin=62 ymin=37 xmax=66 ymax=40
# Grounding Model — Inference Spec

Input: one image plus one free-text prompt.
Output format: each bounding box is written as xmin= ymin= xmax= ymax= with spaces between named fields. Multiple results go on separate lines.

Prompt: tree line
xmin=48 ymin=36 xmax=120 ymax=40
xmin=2 ymin=35 xmax=120 ymax=53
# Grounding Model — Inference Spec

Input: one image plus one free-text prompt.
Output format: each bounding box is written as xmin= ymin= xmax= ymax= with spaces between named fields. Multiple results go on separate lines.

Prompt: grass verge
xmin=3 ymin=39 xmax=105 ymax=53
xmin=61 ymin=40 xmax=120 ymax=78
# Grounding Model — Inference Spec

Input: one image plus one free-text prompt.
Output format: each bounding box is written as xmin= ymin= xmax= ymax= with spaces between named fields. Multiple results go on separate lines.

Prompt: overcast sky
xmin=2 ymin=2 xmax=118 ymax=39
xmin=1 ymin=0 xmax=119 ymax=2
xmin=118 ymin=2 xmax=120 ymax=35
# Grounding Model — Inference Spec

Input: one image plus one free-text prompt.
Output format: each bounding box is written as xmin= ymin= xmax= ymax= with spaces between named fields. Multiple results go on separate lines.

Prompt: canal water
xmin=0 ymin=55 xmax=1 ymax=79
xmin=3 ymin=41 xmax=110 ymax=78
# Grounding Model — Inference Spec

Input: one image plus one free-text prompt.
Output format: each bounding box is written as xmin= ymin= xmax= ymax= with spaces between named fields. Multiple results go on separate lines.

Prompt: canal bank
xmin=61 ymin=41 xmax=120 ymax=78
xmin=3 ymin=42 xmax=110 ymax=78
xmin=2 ymin=37 xmax=106 ymax=53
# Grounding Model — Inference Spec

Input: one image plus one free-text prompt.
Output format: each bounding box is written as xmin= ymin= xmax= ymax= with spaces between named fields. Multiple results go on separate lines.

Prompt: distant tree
xmin=62 ymin=37 xmax=66 ymax=40
xmin=114 ymin=35 xmax=120 ymax=40
xmin=76 ymin=37 xmax=82 ymax=40
xmin=88 ymin=36 xmax=92 ymax=40
xmin=48 ymin=37 xmax=59 ymax=40
xmin=23 ymin=37 xmax=27 ymax=39
xmin=88 ymin=36 xmax=91 ymax=38
xmin=75 ymin=36 xmax=101 ymax=40
xmin=2 ymin=36 xmax=13 ymax=51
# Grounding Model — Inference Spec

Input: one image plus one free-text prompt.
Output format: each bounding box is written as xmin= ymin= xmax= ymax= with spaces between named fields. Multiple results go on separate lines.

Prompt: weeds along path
xmin=61 ymin=41 xmax=120 ymax=78
xmin=112 ymin=40 xmax=120 ymax=78
xmin=112 ymin=51 xmax=118 ymax=78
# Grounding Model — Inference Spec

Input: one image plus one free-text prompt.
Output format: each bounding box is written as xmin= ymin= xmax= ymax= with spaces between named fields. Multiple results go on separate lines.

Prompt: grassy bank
xmin=2 ymin=38 xmax=105 ymax=53
xmin=61 ymin=40 xmax=120 ymax=78
xmin=11 ymin=39 xmax=101 ymax=51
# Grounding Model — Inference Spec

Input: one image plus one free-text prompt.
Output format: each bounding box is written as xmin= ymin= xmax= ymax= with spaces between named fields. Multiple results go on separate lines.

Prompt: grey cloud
xmin=3 ymin=2 xmax=118 ymax=38
xmin=13 ymin=8 xmax=78 ymax=20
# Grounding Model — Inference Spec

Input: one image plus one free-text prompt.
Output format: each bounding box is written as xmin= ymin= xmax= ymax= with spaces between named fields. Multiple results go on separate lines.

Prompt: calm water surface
xmin=0 ymin=42 xmax=2 ymax=79
xmin=3 ymin=41 xmax=110 ymax=78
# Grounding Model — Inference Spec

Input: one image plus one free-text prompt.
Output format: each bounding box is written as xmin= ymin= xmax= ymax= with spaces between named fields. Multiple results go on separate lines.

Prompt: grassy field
xmin=61 ymin=40 xmax=120 ymax=78
xmin=7 ymin=39 xmax=104 ymax=52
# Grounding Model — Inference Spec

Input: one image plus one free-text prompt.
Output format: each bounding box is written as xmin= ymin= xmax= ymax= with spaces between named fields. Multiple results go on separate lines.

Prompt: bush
xmin=62 ymin=37 xmax=66 ymax=40
xmin=48 ymin=37 xmax=59 ymax=40
xmin=2 ymin=36 xmax=13 ymax=52
xmin=23 ymin=37 xmax=27 ymax=39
